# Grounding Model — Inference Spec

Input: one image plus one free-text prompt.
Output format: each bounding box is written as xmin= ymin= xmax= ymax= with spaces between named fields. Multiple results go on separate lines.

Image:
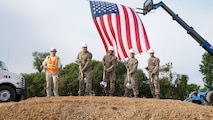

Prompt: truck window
xmin=0 ymin=61 xmax=8 ymax=71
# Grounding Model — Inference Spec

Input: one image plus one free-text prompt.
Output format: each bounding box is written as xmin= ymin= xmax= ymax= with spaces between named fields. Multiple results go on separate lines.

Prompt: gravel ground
xmin=0 ymin=96 xmax=213 ymax=120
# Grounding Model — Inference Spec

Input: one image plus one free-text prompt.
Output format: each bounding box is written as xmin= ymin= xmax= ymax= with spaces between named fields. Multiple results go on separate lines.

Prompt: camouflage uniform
xmin=76 ymin=51 xmax=93 ymax=96
xmin=102 ymin=54 xmax=117 ymax=96
xmin=124 ymin=57 xmax=139 ymax=97
xmin=147 ymin=56 xmax=160 ymax=98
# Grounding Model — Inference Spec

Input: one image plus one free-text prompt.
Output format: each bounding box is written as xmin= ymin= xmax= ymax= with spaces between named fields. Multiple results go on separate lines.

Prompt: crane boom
xmin=138 ymin=0 xmax=213 ymax=55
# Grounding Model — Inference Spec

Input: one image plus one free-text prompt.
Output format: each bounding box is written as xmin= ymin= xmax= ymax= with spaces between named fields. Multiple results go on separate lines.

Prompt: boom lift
xmin=137 ymin=0 xmax=213 ymax=55
xmin=137 ymin=0 xmax=213 ymax=105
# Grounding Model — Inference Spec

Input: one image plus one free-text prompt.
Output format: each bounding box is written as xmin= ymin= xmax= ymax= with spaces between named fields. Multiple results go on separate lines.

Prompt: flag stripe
xmin=116 ymin=13 xmax=128 ymax=58
xmin=100 ymin=16 xmax=113 ymax=46
xmin=93 ymin=19 xmax=108 ymax=52
xmin=141 ymin=21 xmax=150 ymax=49
xmin=127 ymin=7 xmax=139 ymax=54
xmin=108 ymin=14 xmax=121 ymax=60
xmin=130 ymin=8 xmax=142 ymax=53
xmin=122 ymin=5 xmax=132 ymax=50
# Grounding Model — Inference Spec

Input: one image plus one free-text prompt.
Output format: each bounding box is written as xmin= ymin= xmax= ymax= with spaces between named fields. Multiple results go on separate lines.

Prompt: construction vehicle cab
xmin=0 ymin=61 xmax=26 ymax=102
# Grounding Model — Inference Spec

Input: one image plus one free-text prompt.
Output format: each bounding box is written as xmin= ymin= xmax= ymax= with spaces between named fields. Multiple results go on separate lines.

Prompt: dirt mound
xmin=0 ymin=96 xmax=213 ymax=120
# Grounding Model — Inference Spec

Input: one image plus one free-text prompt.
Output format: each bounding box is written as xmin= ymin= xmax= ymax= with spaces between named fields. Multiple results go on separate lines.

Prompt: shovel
xmin=126 ymin=68 xmax=132 ymax=89
xmin=79 ymin=64 xmax=86 ymax=83
xmin=100 ymin=66 xmax=107 ymax=88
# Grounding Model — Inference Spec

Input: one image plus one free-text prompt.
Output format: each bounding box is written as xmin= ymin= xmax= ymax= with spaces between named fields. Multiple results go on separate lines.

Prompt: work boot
xmin=105 ymin=91 xmax=109 ymax=96
xmin=78 ymin=93 xmax=84 ymax=96
xmin=152 ymin=95 xmax=156 ymax=98
xmin=134 ymin=95 xmax=138 ymax=98
xmin=86 ymin=92 xmax=90 ymax=96
xmin=124 ymin=93 xmax=129 ymax=97
xmin=155 ymin=94 xmax=160 ymax=99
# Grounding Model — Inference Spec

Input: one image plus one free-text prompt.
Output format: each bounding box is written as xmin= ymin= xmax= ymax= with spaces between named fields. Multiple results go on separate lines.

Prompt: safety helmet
xmin=148 ymin=49 xmax=154 ymax=53
xmin=50 ymin=47 xmax=57 ymax=52
xmin=81 ymin=43 xmax=87 ymax=47
xmin=129 ymin=48 xmax=135 ymax=53
xmin=108 ymin=46 xmax=114 ymax=51
xmin=100 ymin=81 xmax=107 ymax=88
xmin=126 ymin=83 xmax=132 ymax=89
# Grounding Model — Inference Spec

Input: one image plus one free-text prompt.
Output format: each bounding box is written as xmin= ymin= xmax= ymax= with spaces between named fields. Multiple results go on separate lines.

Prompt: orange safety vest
xmin=46 ymin=56 xmax=59 ymax=73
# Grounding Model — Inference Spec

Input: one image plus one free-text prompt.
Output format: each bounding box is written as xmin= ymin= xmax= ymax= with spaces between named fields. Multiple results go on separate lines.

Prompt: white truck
xmin=0 ymin=60 xmax=26 ymax=102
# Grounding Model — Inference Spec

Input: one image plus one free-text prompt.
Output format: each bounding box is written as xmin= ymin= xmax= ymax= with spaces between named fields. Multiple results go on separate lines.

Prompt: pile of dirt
xmin=0 ymin=96 xmax=213 ymax=120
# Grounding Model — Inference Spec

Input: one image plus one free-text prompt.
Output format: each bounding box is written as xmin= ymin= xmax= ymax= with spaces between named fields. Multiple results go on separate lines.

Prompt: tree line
xmin=21 ymin=51 xmax=213 ymax=100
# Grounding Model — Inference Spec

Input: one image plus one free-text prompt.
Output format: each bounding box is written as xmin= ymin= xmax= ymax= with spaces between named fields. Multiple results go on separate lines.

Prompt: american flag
xmin=89 ymin=0 xmax=150 ymax=60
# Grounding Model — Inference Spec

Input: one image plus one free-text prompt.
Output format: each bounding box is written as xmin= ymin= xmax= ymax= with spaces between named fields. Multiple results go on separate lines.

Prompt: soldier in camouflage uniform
xmin=145 ymin=49 xmax=160 ymax=99
xmin=76 ymin=43 xmax=93 ymax=96
xmin=124 ymin=48 xmax=139 ymax=98
xmin=102 ymin=46 xmax=117 ymax=96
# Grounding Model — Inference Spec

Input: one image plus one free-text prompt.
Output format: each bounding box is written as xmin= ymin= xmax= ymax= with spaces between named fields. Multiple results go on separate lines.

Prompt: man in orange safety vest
xmin=43 ymin=48 xmax=61 ymax=97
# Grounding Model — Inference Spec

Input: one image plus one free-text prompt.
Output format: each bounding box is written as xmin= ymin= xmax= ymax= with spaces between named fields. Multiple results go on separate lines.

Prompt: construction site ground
xmin=0 ymin=96 xmax=213 ymax=120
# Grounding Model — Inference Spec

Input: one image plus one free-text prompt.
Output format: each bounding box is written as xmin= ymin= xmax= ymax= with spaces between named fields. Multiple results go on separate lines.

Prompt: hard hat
xmin=126 ymin=83 xmax=132 ymax=89
xmin=81 ymin=43 xmax=87 ymax=47
xmin=50 ymin=47 xmax=57 ymax=52
xmin=108 ymin=46 xmax=114 ymax=51
xmin=148 ymin=49 xmax=154 ymax=53
xmin=100 ymin=81 xmax=107 ymax=88
xmin=129 ymin=48 xmax=135 ymax=53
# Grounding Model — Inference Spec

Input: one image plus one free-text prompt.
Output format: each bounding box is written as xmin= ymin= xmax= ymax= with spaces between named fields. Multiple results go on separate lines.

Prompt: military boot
xmin=155 ymin=94 xmax=160 ymax=99
xmin=105 ymin=90 xmax=109 ymax=96
xmin=134 ymin=95 xmax=138 ymax=98
xmin=78 ymin=93 xmax=84 ymax=96
xmin=152 ymin=95 xmax=156 ymax=98
xmin=86 ymin=92 xmax=90 ymax=96
xmin=124 ymin=93 xmax=129 ymax=97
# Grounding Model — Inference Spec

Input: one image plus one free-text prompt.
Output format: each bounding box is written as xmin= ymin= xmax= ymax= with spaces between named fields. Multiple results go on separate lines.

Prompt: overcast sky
xmin=0 ymin=0 xmax=212 ymax=87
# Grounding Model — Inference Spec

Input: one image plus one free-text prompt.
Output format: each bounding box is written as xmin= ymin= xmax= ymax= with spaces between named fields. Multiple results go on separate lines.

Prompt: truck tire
xmin=0 ymin=85 xmax=16 ymax=102
xmin=206 ymin=91 xmax=213 ymax=105
xmin=189 ymin=91 xmax=197 ymax=98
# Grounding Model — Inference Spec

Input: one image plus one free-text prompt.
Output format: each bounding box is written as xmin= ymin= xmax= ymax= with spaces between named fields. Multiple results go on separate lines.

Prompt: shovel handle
xmin=102 ymin=66 xmax=106 ymax=80
xmin=125 ymin=67 xmax=132 ymax=89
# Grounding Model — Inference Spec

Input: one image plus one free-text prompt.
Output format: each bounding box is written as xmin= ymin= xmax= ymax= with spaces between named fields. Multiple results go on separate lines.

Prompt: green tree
xmin=32 ymin=51 xmax=49 ymax=72
xmin=137 ymin=69 xmax=151 ymax=98
xmin=199 ymin=52 xmax=213 ymax=89
xmin=158 ymin=62 xmax=191 ymax=99
xmin=58 ymin=63 xmax=79 ymax=96
xmin=22 ymin=72 xmax=46 ymax=97
xmin=159 ymin=62 xmax=174 ymax=98
xmin=114 ymin=61 xmax=126 ymax=96
xmin=172 ymin=74 xmax=189 ymax=100
xmin=91 ymin=60 xmax=104 ymax=96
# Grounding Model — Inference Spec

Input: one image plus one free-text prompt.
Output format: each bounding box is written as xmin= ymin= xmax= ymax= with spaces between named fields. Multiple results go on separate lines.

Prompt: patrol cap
xmin=50 ymin=47 xmax=57 ymax=52
xmin=81 ymin=43 xmax=87 ymax=47
xmin=129 ymin=48 xmax=135 ymax=54
xmin=108 ymin=46 xmax=114 ymax=51
xmin=148 ymin=49 xmax=154 ymax=53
